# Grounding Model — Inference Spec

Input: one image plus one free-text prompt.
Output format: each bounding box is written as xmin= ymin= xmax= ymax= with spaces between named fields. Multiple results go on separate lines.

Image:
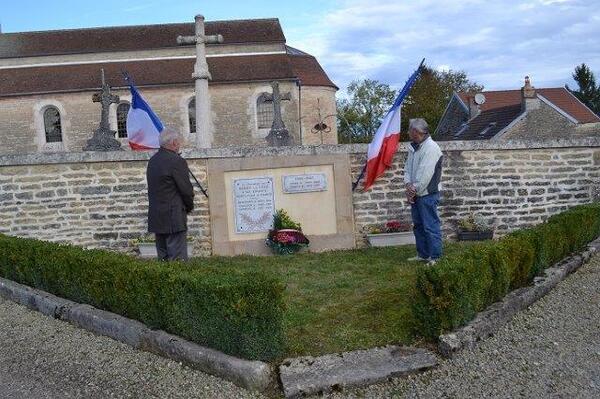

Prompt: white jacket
xmin=404 ymin=136 xmax=443 ymax=197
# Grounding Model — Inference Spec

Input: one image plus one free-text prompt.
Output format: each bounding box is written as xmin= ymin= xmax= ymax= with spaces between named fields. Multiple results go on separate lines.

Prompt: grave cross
xmin=176 ymin=15 xmax=223 ymax=148
xmin=92 ymin=68 xmax=120 ymax=132
xmin=265 ymin=81 xmax=293 ymax=146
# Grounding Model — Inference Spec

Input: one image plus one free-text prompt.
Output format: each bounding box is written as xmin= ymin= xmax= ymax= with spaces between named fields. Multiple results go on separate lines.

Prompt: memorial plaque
xmin=233 ymin=177 xmax=275 ymax=233
xmin=283 ymin=173 xmax=328 ymax=194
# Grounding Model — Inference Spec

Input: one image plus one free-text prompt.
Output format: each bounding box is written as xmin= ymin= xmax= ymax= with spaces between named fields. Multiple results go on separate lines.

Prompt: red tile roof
xmin=0 ymin=54 xmax=336 ymax=97
xmin=0 ymin=19 xmax=286 ymax=59
xmin=458 ymin=88 xmax=600 ymax=124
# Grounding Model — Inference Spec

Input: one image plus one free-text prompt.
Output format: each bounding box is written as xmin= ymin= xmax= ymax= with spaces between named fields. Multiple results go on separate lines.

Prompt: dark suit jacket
xmin=146 ymin=148 xmax=194 ymax=234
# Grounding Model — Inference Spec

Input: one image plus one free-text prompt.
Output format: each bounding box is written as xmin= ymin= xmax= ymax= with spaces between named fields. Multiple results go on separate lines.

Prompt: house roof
xmin=457 ymin=88 xmax=600 ymax=124
xmin=0 ymin=54 xmax=337 ymax=97
xmin=439 ymin=104 xmax=523 ymax=141
xmin=0 ymin=19 xmax=286 ymax=59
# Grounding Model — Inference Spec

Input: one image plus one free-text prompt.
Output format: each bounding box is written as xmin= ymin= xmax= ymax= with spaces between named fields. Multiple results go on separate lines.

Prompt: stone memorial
xmin=233 ymin=177 xmax=275 ymax=233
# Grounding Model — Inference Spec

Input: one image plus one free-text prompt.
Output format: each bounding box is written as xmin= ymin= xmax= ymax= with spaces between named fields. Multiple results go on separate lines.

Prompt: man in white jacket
xmin=404 ymin=118 xmax=443 ymax=264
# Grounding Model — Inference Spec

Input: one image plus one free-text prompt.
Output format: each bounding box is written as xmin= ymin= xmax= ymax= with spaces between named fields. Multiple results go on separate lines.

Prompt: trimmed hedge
xmin=0 ymin=235 xmax=285 ymax=361
xmin=413 ymin=203 xmax=600 ymax=339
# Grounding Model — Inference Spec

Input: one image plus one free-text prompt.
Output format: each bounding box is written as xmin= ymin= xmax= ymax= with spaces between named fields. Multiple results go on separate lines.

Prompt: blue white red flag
xmin=363 ymin=59 xmax=424 ymax=190
xmin=126 ymin=84 xmax=164 ymax=150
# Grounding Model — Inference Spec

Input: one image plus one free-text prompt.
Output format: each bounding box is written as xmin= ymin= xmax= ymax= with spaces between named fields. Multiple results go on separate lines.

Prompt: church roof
xmin=0 ymin=54 xmax=337 ymax=97
xmin=0 ymin=19 xmax=286 ymax=59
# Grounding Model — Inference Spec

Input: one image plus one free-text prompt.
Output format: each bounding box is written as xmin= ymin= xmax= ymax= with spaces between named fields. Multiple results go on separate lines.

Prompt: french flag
xmin=126 ymin=84 xmax=164 ymax=150
xmin=362 ymin=60 xmax=424 ymax=191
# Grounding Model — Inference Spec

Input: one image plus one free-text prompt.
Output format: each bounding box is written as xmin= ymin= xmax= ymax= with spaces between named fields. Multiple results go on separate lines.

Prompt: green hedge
xmin=0 ymin=235 xmax=285 ymax=361
xmin=413 ymin=203 xmax=600 ymax=339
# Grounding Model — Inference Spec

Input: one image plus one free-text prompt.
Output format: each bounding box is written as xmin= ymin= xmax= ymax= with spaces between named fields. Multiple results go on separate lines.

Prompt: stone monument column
xmin=177 ymin=15 xmax=223 ymax=149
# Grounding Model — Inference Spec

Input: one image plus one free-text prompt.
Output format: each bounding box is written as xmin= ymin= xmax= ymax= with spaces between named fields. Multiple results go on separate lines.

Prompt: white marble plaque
xmin=233 ymin=177 xmax=275 ymax=233
xmin=283 ymin=173 xmax=328 ymax=194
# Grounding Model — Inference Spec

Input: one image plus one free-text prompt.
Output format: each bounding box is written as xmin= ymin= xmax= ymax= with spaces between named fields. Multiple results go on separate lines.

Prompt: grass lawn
xmin=187 ymin=242 xmax=473 ymax=360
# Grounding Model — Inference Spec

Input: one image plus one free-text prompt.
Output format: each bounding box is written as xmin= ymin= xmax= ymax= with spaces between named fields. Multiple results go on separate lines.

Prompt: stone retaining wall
xmin=0 ymin=138 xmax=598 ymax=254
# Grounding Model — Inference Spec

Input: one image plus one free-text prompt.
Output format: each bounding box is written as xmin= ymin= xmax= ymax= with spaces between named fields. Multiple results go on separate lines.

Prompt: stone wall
xmin=0 ymin=82 xmax=337 ymax=155
xmin=351 ymin=138 xmax=600 ymax=246
xmin=1 ymin=138 xmax=599 ymax=255
xmin=501 ymin=100 xmax=577 ymax=140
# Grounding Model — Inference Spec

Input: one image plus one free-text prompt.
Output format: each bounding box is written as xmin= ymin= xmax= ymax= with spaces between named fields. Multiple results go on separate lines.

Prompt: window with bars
xmin=43 ymin=107 xmax=62 ymax=143
xmin=188 ymin=98 xmax=196 ymax=133
xmin=117 ymin=102 xmax=130 ymax=138
xmin=256 ymin=93 xmax=273 ymax=129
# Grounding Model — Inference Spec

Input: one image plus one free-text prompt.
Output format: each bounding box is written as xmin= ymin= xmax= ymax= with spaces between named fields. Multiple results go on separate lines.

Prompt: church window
xmin=117 ymin=102 xmax=130 ymax=138
xmin=188 ymin=98 xmax=196 ymax=133
xmin=43 ymin=107 xmax=62 ymax=143
xmin=256 ymin=93 xmax=273 ymax=129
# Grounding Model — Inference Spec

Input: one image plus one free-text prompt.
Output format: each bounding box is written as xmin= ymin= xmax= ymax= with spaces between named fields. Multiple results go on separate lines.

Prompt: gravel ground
xmin=318 ymin=253 xmax=600 ymax=399
xmin=0 ymin=296 xmax=265 ymax=399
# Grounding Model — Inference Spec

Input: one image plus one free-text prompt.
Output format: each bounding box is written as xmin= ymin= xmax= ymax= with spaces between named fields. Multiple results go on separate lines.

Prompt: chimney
xmin=468 ymin=95 xmax=481 ymax=119
xmin=521 ymin=76 xmax=540 ymax=112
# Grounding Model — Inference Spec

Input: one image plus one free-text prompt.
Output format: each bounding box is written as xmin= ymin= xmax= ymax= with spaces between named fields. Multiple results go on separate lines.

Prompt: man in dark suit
xmin=146 ymin=128 xmax=194 ymax=261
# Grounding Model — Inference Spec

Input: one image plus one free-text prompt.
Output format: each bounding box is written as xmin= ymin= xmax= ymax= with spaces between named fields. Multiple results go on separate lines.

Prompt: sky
xmin=1 ymin=0 xmax=599 ymax=96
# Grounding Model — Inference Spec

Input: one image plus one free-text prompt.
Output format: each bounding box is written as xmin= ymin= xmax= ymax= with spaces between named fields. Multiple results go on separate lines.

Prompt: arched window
xmin=188 ymin=98 xmax=196 ymax=134
xmin=117 ymin=102 xmax=130 ymax=138
xmin=256 ymin=93 xmax=273 ymax=129
xmin=43 ymin=107 xmax=62 ymax=143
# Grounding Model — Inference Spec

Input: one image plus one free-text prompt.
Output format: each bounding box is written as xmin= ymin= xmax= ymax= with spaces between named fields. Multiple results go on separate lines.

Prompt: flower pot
xmin=366 ymin=231 xmax=415 ymax=247
xmin=457 ymin=230 xmax=494 ymax=241
xmin=137 ymin=243 xmax=193 ymax=258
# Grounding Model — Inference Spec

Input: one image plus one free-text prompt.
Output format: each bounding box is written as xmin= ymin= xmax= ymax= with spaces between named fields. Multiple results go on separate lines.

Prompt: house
xmin=435 ymin=77 xmax=600 ymax=141
xmin=0 ymin=19 xmax=338 ymax=155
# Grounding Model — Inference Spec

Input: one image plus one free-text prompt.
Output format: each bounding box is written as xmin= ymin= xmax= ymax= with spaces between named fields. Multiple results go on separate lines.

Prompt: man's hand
xmin=405 ymin=183 xmax=417 ymax=204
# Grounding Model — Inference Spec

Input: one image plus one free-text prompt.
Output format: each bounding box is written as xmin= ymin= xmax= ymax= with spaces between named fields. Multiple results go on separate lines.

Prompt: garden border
xmin=0 ymin=278 xmax=272 ymax=392
xmin=438 ymin=236 xmax=600 ymax=357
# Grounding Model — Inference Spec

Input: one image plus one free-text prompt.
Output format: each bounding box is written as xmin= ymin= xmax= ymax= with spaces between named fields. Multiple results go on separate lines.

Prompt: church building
xmin=0 ymin=18 xmax=338 ymax=155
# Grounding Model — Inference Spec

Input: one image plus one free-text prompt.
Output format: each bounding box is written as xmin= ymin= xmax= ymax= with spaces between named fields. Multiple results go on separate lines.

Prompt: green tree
xmin=402 ymin=66 xmax=483 ymax=135
xmin=337 ymin=79 xmax=397 ymax=143
xmin=567 ymin=63 xmax=600 ymax=115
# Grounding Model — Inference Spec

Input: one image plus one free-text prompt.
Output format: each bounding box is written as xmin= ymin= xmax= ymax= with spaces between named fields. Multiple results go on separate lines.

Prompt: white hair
xmin=409 ymin=118 xmax=430 ymax=135
xmin=159 ymin=128 xmax=182 ymax=147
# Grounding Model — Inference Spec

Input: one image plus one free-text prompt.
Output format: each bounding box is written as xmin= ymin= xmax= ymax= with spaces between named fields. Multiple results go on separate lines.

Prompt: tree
xmin=401 ymin=66 xmax=483 ymax=135
xmin=336 ymin=67 xmax=482 ymax=143
xmin=567 ymin=63 xmax=600 ymax=115
xmin=337 ymin=79 xmax=397 ymax=143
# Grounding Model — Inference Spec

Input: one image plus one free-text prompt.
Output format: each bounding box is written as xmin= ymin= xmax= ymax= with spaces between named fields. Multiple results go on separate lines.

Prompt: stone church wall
xmin=0 ymin=82 xmax=336 ymax=155
xmin=1 ymin=138 xmax=598 ymax=255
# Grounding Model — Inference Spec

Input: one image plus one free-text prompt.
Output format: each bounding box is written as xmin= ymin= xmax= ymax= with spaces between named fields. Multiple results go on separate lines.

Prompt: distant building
xmin=0 ymin=19 xmax=338 ymax=155
xmin=435 ymin=77 xmax=600 ymax=141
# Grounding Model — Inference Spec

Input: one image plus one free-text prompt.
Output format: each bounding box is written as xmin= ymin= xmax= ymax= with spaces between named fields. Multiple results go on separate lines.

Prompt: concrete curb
xmin=0 ymin=278 xmax=272 ymax=392
xmin=438 ymin=238 xmax=600 ymax=358
xmin=279 ymin=346 xmax=438 ymax=398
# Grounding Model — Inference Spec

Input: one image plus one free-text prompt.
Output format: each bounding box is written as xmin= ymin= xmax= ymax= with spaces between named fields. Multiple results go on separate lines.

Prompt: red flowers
xmin=385 ymin=221 xmax=411 ymax=233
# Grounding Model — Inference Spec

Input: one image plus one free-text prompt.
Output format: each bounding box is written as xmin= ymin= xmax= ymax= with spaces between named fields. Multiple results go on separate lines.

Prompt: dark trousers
xmin=155 ymin=231 xmax=188 ymax=261
xmin=410 ymin=192 xmax=443 ymax=260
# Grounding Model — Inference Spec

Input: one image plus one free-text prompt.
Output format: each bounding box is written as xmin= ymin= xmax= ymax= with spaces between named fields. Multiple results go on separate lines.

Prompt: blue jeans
xmin=410 ymin=192 xmax=442 ymax=259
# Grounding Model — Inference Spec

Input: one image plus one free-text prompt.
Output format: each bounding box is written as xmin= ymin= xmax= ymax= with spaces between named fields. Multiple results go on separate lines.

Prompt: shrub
xmin=0 ymin=236 xmax=285 ymax=361
xmin=413 ymin=203 xmax=600 ymax=339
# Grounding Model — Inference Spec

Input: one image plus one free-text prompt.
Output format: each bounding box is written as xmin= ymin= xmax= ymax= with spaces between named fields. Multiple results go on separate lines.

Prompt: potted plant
xmin=265 ymin=209 xmax=310 ymax=255
xmin=457 ymin=214 xmax=494 ymax=241
xmin=132 ymin=234 xmax=194 ymax=258
xmin=366 ymin=220 xmax=415 ymax=247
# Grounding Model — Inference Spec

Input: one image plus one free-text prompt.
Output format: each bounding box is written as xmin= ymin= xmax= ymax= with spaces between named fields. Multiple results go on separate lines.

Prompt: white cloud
xmin=287 ymin=0 xmax=600 ymax=93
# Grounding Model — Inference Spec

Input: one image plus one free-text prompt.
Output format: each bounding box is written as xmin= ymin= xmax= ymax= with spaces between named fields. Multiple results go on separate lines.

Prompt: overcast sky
xmin=2 ymin=0 xmax=598 ymax=95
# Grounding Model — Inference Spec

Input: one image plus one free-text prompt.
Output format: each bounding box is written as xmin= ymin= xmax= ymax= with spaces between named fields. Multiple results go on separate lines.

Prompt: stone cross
xmin=265 ymin=81 xmax=293 ymax=146
xmin=177 ymin=15 xmax=223 ymax=148
xmin=92 ymin=69 xmax=120 ymax=131
xmin=84 ymin=69 xmax=122 ymax=151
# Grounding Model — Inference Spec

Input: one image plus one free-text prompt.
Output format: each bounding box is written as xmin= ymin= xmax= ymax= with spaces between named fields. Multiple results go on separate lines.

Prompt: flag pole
xmin=351 ymin=59 xmax=425 ymax=192
xmin=189 ymin=170 xmax=209 ymax=198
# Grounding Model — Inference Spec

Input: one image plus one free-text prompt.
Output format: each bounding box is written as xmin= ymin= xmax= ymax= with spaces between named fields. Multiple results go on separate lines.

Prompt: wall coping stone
xmin=1 ymin=137 xmax=599 ymax=167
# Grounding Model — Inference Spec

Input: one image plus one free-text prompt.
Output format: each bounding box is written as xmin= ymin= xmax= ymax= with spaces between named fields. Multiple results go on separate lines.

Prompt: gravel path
xmin=0 ymin=296 xmax=265 ymax=399
xmin=318 ymin=253 xmax=600 ymax=399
